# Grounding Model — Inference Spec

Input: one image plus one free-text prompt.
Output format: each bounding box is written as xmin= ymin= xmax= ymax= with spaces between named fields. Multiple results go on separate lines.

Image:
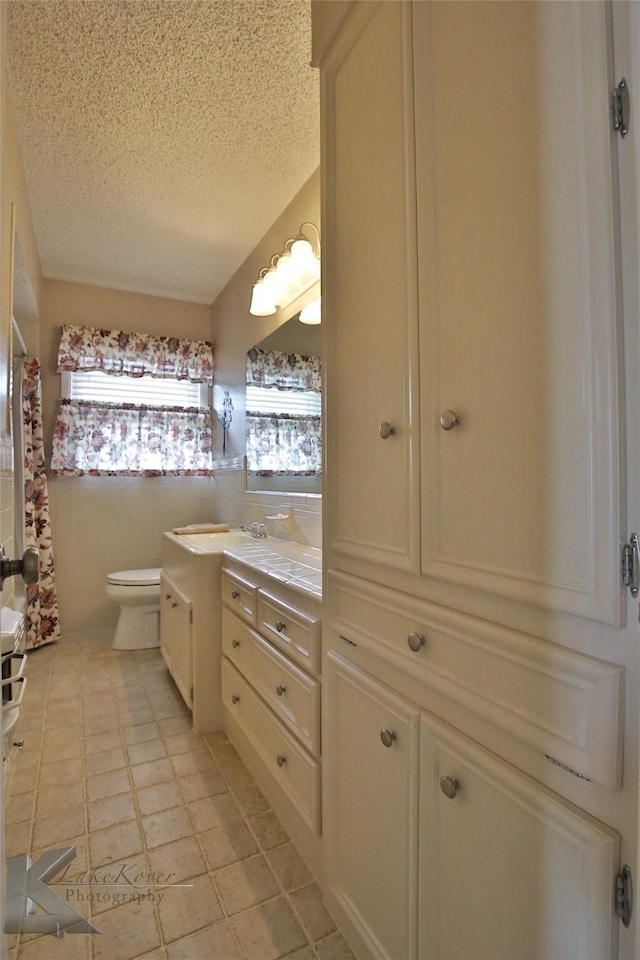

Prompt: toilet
xmin=105 ymin=568 xmax=161 ymax=650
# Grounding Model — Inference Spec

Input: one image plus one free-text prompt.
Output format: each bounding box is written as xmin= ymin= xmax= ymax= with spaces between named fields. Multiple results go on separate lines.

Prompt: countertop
xmin=163 ymin=531 xmax=322 ymax=600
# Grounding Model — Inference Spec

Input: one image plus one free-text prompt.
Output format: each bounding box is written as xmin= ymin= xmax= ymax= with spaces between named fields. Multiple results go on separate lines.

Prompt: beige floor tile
xmin=86 ymin=766 xmax=131 ymax=802
xmin=165 ymin=919 xmax=242 ymax=960
xmin=230 ymin=896 xmax=307 ymax=960
xmin=203 ymin=730 xmax=229 ymax=750
xmin=188 ymin=794 xmax=243 ymax=833
xmin=136 ymin=780 xmax=183 ymax=816
xmin=15 ymin=930 xmax=91 ymax=959
xmin=89 ymin=818 xmax=144 ymax=864
xmin=142 ymin=804 xmax=195 ymax=849
xmin=119 ymin=706 xmax=156 ymax=727
xmin=314 ymin=931 xmax=357 ymax=960
xmin=85 ymin=746 xmax=127 ymax=778
xmin=158 ymin=872 xmax=223 ymax=944
xmin=88 ymin=853 xmax=152 ymax=916
xmin=126 ymin=737 xmax=167 ymax=766
xmin=233 ymin=785 xmax=271 ymax=818
xmin=289 ymin=883 xmax=336 ymax=942
xmin=214 ymin=854 xmax=279 ymax=915
xmin=178 ymin=767 xmax=229 ymax=803
xmin=266 ymin=843 xmax=312 ymax=892
xmin=209 ymin=742 xmax=241 ymax=768
xmin=157 ymin=715 xmax=192 ymax=738
xmin=220 ymin=760 xmax=255 ymax=792
xmin=6 ymin=818 xmax=31 ymax=857
xmin=163 ymin=731 xmax=206 ymax=757
xmin=200 ymin=820 xmax=259 ymax=871
xmin=84 ymin=729 xmax=123 ymax=754
xmin=93 ymin=898 xmax=161 ymax=960
xmin=248 ymin=811 xmax=289 ymax=851
xmin=83 ymin=713 xmax=120 ymax=736
xmin=35 ymin=779 xmax=85 ymax=818
xmin=40 ymin=736 xmax=83 ymax=763
xmin=130 ymin=757 xmax=175 ymax=790
xmin=32 ymin=807 xmax=85 ymax=849
xmin=38 ymin=755 xmax=83 ymax=788
xmin=170 ymin=748 xmax=217 ymax=778
xmin=88 ymin=792 xmax=137 ymax=831
xmin=122 ymin=721 xmax=160 ymax=745
xmin=147 ymin=836 xmax=207 ymax=884
xmin=8 ymin=765 xmax=38 ymax=796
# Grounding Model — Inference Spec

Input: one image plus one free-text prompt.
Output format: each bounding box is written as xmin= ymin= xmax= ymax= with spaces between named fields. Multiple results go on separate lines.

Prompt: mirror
xmin=246 ymin=314 xmax=322 ymax=494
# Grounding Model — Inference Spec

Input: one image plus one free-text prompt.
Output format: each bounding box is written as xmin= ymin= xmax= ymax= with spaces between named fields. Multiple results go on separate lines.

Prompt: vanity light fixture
xmin=249 ymin=222 xmax=321 ymax=318
xmin=299 ymin=295 xmax=321 ymax=325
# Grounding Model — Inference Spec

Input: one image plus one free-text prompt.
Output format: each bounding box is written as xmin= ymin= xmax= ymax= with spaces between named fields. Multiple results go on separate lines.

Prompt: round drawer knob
xmin=407 ymin=632 xmax=426 ymax=653
xmin=231 ymin=589 xmax=240 ymax=599
xmin=439 ymin=775 xmax=458 ymax=799
xmin=378 ymin=421 xmax=395 ymax=440
xmin=380 ymin=728 xmax=397 ymax=748
xmin=276 ymin=754 xmax=287 ymax=767
xmin=231 ymin=694 xmax=240 ymax=705
xmin=439 ymin=410 xmax=461 ymax=431
xmin=276 ymin=684 xmax=287 ymax=696
xmin=232 ymin=639 xmax=240 ymax=649
xmin=275 ymin=620 xmax=286 ymax=632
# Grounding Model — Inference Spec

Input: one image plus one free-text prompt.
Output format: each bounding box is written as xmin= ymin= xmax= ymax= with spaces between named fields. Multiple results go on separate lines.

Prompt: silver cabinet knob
xmin=439 ymin=410 xmax=461 ymax=431
xmin=0 ymin=545 xmax=39 ymax=590
xmin=231 ymin=589 xmax=240 ymax=599
xmin=231 ymin=639 xmax=240 ymax=649
xmin=275 ymin=620 xmax=286 ymax=632
xmin=378 ymin=421 xmax=395 ymax=440
xmin=407 ymin=632 xmax=426 ymax=653
xmin=276 ymin=754 xmax=287 ymax=767
xmin=380 ymin=728 xmax=397 ymax=748
xmin=276 ymin=684 xmax=287 ymax=696
xmin=231 ymin=694 xmax=240 ymax=705
xmin=439 ymin=775 xmax=458 ymax=799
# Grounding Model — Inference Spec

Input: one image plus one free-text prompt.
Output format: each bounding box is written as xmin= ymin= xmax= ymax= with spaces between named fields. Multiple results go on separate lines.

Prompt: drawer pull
xmin=231 ymin=589 xmax=240 ymax=599
xmin=407 ymin=632 xmax=426 ymax=653
xmin=231 ymin=694 xmax=240 ymax=705
xmin=439 ymin=775 xmax=458 ymax=799
xmin=275 ymin=683 xmax=287 ymax=697
xmin=275 ymin=620 xmax=286 ymax=632
xmin=378 ymin=421 xmax=395 ymax=439
xmin=276 ymin=753 xmax=287 ymax=767
xmin=165 ymin=593 xmax=172 ymax=600
xmin=232 ymin=639 xmax=240 ymax=649
xmin=171 ymin=601 xmax=178 ymax=609
xmin=380 ymin=729 xmax=397 ymax=748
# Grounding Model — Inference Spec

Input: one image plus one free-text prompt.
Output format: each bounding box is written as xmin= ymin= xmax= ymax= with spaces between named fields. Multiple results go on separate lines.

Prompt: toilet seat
xmin=106 ymin=568 xmax=161 ymax=587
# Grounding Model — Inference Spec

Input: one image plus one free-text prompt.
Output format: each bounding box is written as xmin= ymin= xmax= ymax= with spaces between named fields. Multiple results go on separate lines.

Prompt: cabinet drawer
xmin=258 ymin=590 xmax=321 ymax=674
xmin=222 ymin=608 xmax=320 ymax=755
xmin=222 ymin=657 xmax=321 ymax=834
xmin=222 ymin=568 xmax=258 ymax=626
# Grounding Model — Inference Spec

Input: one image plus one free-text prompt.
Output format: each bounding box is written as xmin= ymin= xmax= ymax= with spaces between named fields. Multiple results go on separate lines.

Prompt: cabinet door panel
xmin=420 ymin=715 xmax=619 ymax=960
xmin=323 ymin=0 xmax=420 ymax=571
xmin=324 ymin=653 xmax=420 ymax=960
xmin=416 ymin=1 xmax=622 ymax=624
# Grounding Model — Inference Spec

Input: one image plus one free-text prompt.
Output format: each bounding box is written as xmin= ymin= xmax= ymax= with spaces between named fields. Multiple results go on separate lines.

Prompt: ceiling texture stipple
xmin=6 ymin=0 xmax=319 ymax=305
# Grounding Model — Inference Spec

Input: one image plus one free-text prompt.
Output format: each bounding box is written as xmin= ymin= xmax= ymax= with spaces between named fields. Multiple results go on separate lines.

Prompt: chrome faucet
xmin=241 ymin=522 xmax=268 ymax=539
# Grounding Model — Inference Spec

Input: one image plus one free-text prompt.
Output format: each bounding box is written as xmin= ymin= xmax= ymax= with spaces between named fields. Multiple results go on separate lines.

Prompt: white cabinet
xmin=325 ymin=653 xmax=620 ymax=960
xmin=160 ymin=573 xmax=193 ymax=709
xmin=324 ymin=652 xmax=420 ymax=960
xmin=221 ymin=558 xmax=323 ymax=879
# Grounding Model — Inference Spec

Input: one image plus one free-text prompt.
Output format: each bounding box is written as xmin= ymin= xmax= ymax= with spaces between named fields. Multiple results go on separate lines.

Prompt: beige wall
xmin=42 ymin=280 xmax=216 ymax=633
xmin=210 ymin=168 xmax=322 ymax=547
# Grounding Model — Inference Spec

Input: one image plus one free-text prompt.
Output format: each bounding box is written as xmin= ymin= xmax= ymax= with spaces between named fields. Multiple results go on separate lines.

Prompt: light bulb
xmin=299 ymin=296 xmax=321 ymax=325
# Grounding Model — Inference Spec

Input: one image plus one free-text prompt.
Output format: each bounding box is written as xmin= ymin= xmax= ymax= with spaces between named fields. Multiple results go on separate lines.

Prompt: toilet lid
xmin=107 ymin=568 xmax=161 ymax=586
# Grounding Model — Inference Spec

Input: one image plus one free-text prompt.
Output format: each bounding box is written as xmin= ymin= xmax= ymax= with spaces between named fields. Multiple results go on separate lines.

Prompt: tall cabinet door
xmin=420 ymin=714 xmax=620 ymax=960
xmin=415 ymin=1 xmax=623 ymax=625
xmin=323 ymin=0 xmax=421 ymax=572
xmin=324 ymin=653 xmax=420 ymax=960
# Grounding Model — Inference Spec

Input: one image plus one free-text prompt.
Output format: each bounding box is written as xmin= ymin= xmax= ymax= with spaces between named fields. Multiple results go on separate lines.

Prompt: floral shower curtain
xmin=22 ymin=357 xmax=61 ymax=648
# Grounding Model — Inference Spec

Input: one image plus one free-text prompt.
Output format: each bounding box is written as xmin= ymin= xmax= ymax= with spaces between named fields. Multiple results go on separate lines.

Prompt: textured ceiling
xmin=6 ymin=0 xmax=319 ymax=305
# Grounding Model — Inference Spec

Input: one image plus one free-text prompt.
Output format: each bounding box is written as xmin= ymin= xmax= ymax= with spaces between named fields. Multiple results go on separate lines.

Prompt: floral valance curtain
xmin=57 ymin=323 xmax=214 ymax=382
xmin=246 ymin=348 xmax=321 ymax=392
xmin=51 ymin=400 xmax=213 ymax=477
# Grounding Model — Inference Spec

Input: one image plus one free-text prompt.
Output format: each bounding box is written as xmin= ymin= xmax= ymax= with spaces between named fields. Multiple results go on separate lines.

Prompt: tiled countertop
xmin=164 ymin=531 xmax=322 ymax=600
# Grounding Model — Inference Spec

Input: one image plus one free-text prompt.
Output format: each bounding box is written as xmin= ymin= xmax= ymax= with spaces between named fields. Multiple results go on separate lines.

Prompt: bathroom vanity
xmin=220 ymin=539 xmax=323 ymax=880
xmin=160 ymin=530 xmax=249 ymax=733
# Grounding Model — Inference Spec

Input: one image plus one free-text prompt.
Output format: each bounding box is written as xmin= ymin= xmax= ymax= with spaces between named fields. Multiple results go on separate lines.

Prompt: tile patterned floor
xmin=4 ymin=633 xmax=354 ymax=960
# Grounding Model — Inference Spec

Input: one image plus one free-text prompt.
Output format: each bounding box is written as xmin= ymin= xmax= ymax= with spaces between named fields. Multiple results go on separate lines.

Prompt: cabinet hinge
xmin=189 ymin=609 xmax=193 ymax=625
xmin=616 ymin=865 xmax=633 ymax=927
xmin=190 ymin=685 xmax=194 ymax=704
xmin=612 ymin=78 xmax=630 ymax=138
xmin=622 ymin=534 xmax=639 ymax=597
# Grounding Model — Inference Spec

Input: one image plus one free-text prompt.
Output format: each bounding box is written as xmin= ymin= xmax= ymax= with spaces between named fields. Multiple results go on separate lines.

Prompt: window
xmin=52 ymin=324 xmax=215 ymax=477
